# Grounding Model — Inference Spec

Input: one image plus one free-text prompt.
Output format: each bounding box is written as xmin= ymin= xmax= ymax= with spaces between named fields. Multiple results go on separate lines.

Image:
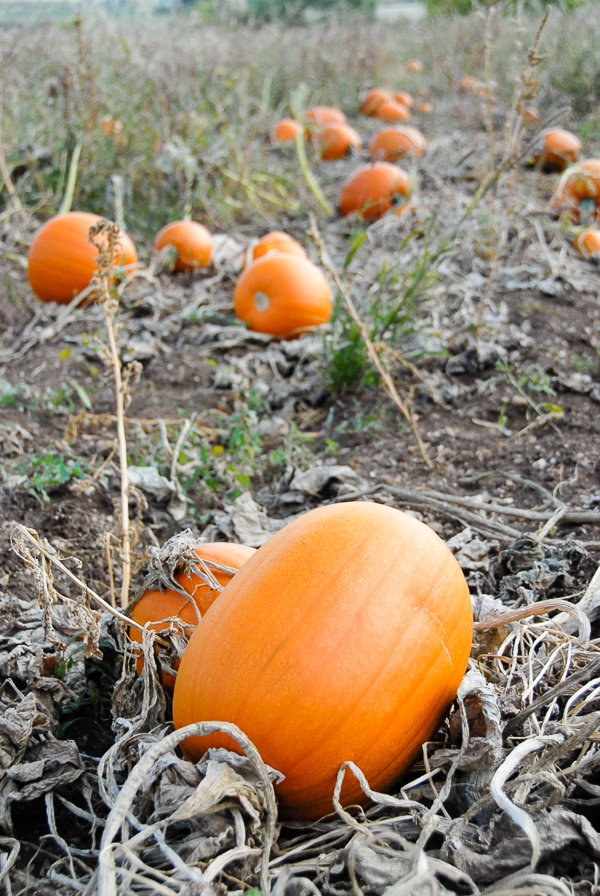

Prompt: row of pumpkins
xmin=26 ymin=212 xmax=334 ymax=339
xmin=129 ymin=500 xmax=474 ymax=820
xmin=26 ymin=87 xmax=600 ymax=341
xmin=25 ymin=85 xmax=430 ymax=338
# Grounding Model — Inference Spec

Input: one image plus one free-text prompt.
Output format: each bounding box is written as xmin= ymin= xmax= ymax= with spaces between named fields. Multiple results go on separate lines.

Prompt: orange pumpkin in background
xmin=172 ymin=501 xmax=473 ymax=820
xmin=369 ymin=126 xmax=427 ymax=162
xmin=551 ymin=159 xmax=600 ymax=222
xmin=528 ymin=127 xmax=583 ymax=173
xmin=154 ymin=220 xmax=213 ymax=272
xmin=234 ymin=252 xmax=333 ymax=339
xmin=458 ymin=76 xmax=478 ymax=92
xmin=359 ymin=87 xmax=394 ymax=116
xmin=339 ymin=161 xmax=412 ymax=221
xmin=27 ymin=211 xmax=138 ymax=305
xmin=394 ymin=90 xmax=414 ymax=109
xmin=522 ymin=106 xmax=541 ymax=125
xmin=315 ymin=121 xmax=362 ymax=160
xmin=129 ymin=541 xmax=256 ymax=690
xmin=271 ymin=118 xmax=304 ymax=144
xmin=373 ymin=100 xmax=411 ymax=123
xmin=250 ymin=231 xmax=307 ymax=263
xmin=573 ymin=227 xmax=600 ymax=259
xmin=304 ymin=106 xmax=347 ymax=133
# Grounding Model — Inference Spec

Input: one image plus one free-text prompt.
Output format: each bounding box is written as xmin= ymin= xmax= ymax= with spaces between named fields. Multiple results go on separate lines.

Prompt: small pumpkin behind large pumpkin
xmin=527 ymin=128 xmax=582 ymax=173
xmin=172 ymin=500 xmax=473 ymax=820
xmin=129 ymin=540 xmax=256 ymax=690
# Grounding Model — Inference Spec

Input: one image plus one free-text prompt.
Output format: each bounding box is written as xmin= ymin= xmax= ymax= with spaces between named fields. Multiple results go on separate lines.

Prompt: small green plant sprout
xmin=18 ymin=449 xmax=89 ymax=504
xmin=496 ymin=359 xmax=564 ymax=425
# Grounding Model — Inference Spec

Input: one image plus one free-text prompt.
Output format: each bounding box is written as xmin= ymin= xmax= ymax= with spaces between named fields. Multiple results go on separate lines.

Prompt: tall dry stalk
xmin=89 ymin=219 xmax=140 ymax=609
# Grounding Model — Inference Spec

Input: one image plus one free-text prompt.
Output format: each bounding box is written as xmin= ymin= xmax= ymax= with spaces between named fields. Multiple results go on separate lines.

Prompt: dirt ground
xmin=1 ymin=86 xmax=600 ymax=893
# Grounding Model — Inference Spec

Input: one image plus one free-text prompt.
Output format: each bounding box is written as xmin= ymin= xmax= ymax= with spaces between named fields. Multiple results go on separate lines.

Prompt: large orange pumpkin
xmin=172 ymin=501 xmax=473 ymax=820
xmin=154 ymin=220 xmax=213 ymax=272
xmin=129 ymin=541 xmax=256 ymax=690
xmin=233 ymin=252 xmax=333 ymax=338
xmin=339 ymin=161 xmax=412 ymax=221
xmin=369 ymin=126 xmax=427 ymax=162
xmin=27 ymin=211 xmax=138 ymax=305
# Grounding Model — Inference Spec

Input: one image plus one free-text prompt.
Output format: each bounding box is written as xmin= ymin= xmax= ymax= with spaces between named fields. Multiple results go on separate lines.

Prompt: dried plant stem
xmin=97 ymin=721 xmax=277 ymax=896
xmin=89 ymin=220 xmax=136 ymax=609
xmin=11 ymin=524 xmax=147 ymax=636
xmin=104 ymin=303 xmax=132 ymax=609
xmin=449 ymin=8 xmax=551 ymax=241
xmin=310 ymin=216 xmax=434 ymax=469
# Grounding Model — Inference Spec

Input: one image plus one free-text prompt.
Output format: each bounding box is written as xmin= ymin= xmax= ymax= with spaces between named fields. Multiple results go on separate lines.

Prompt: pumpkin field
xmin=1 ymin=3 xmax=600 ymax=893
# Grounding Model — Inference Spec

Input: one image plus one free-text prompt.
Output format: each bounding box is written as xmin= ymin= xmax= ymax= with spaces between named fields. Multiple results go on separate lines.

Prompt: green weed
xmin=16 ymin=449 xmax=90 ymax=503
xmin=496 ymin=359 xmax=564 ymax=423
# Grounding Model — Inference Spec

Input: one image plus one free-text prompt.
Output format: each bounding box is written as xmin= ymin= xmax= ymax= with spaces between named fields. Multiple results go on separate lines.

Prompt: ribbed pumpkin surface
xmin=172 ymin=501 xmax=473 ymax=820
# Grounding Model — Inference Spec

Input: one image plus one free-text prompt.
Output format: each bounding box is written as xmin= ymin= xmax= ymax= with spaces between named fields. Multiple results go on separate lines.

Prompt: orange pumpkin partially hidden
xmin=373 ymin=100 xmax=411 ymax=123
xmin=304 ymin=106 xmax=347 ymax=135
xmin=393 ymin=90 xmax=414 ymax=109
xmin=359 ymin=88 xmax=394 ymax=116
xmin=234 ymin=253 xmax=333 ymax=338
xmin=574 ymin=227 xmax=600 ymax=259
xmin=339 ymin=162 xmax=412 ymax=221
xmin=551 ymin=159 xmax=600 ymax=223
xmin=172 ymin=501 xmax=473 ymax=820
xmin=250 ymin=231 xmax=307 ymax=263
xmin=369 ymin=126 xmax=426 ymax=162
xmin=154 ymin=220 xmax=213 ymax=272
xmin=27 ymin=211 xmax=138 ymax=305
xmin=528 ymin=128 xmax=582 ymax=173
xmin=129 ymin=541 xmax=256 ymax=689
xmin=315 ymin=122 xmax=362 ymax=160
